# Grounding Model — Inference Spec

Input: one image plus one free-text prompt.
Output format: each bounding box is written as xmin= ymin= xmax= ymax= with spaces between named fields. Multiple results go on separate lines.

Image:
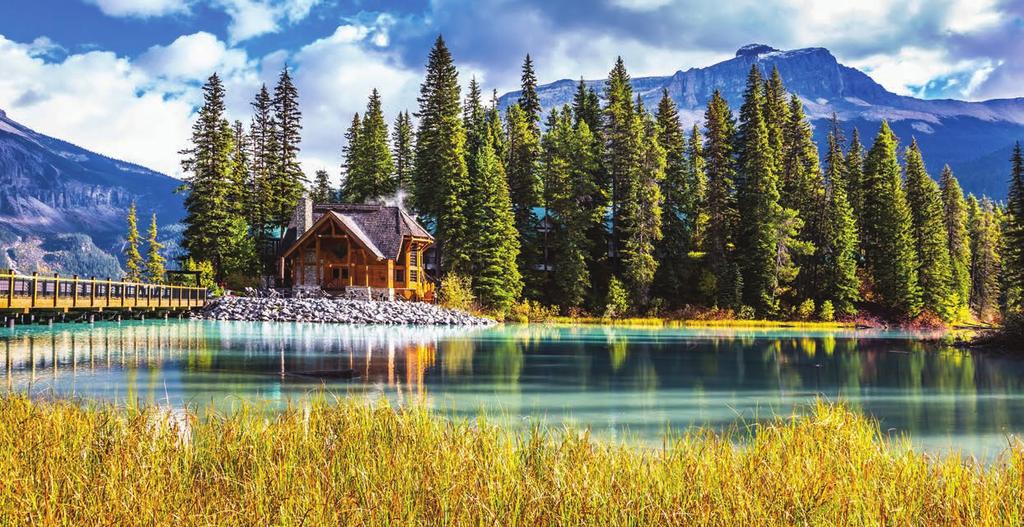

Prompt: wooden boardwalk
xmin=1 ymin=271 xmax=208 ymax=313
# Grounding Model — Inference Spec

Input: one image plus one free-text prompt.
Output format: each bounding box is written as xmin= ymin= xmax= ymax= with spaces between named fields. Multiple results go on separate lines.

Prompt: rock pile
xmin=193 ymin=297 xmax=494 ymax=326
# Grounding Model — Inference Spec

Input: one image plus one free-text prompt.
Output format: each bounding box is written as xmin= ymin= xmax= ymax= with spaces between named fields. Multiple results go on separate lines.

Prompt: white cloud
xmin=847 ymin=46 xmax=997 ymax=99
xmin=0 ymin=35 xmax=195 ymax=176
xmin=289 ymin=23 xmax=421 ymax=174
xmin=607 ymin=0 xmax=674 ymax=11
xmin=138 ymin=32 xmax=251 ymax=81
xmin=215 ymin=0 xmax=325 ymax=43
xmin=85 ymin=0 xmax=190 ymax=17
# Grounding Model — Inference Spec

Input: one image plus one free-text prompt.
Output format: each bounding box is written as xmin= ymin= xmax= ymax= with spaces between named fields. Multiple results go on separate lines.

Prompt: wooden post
xmin=386 ymin=259 xmax=394 ymax=300
xmin=31 ymin=272 xmax=38 ymax=308
xmin=6 ymin=273 xmax=14 ymax=309
xmin=106 ymin=278 xmax=112 ymax=307
xmin=53 ymin=273 xmax=59 ymax=307
xmin=72 ymin=275 xmax=79 ymax=308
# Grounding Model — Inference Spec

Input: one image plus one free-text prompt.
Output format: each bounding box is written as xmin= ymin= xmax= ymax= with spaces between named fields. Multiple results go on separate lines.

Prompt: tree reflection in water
xmin=2 ymin=321 xmax=1023 ymax=457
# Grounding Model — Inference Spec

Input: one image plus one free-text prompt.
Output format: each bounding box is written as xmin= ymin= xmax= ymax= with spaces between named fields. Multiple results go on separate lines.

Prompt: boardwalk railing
xmin=0 ymin=271 xmax=208 ymax=312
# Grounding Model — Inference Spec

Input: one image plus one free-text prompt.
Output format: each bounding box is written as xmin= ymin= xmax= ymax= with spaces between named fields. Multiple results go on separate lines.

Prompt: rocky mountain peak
xmin=735 ymin=44 xmax=779 ymax=58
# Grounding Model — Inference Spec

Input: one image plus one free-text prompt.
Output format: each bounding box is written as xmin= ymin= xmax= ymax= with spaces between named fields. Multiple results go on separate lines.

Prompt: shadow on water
xmin=2 ymin=320 xmax=1024 ymax=458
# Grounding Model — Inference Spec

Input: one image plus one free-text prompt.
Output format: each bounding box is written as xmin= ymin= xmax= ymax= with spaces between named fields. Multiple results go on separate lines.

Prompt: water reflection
xmin=2 ymin=321 xmax=1023 ymax=458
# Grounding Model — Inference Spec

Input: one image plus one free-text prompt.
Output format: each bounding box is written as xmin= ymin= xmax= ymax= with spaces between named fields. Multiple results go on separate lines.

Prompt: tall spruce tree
xmin=248 ymin=85 xmax=277 ymax=241
xmin=619 ymin=103 xmax=666 ymax=307
xmin=124 ymin=202 xmax=144 ymax=282
xmin=572 ymin=79 xmax=602 ymax=133
xmin=571 ymin=78 xmax=610 ymax=308
xmin=602 ymin=57 xmax=638 ymax=267
xmin=341 ymin=112 xmax=361 ymax=201
xmin=823 ymin=121 xmax=860 ymax=317
xmin=1005 ymin=142 xmax=1024 ymax=311
xmin=703 ymin=90 xmax=740 ymax=307
xmin=465 ymin=108 xmax=522 ymax=312
xmin=311 ymin=169 xmax=332 ymax=202
xmin=781 ymin=95 xmax=826 ymax=302
xmin=518 ymin=54 xmax=542 ymax=134
xmin=145 ymin=214 xmax=165 ymax=284
xmin=502 ymin=103 xmax=543 ymax=295
xmin=653 ymin=89 xmax=700 ymax=304
xmin=542 ymin=108 xmax=603 ymax=310
xmin=939 ymin=166 xmax=971 ymax=313
xmin=391 ymin=111 xmax=414 ymax=192
xmin=344 ymin=89 xmax=395 ymax=202
xmin=763 ymin=66 xmax=789 ymax=178
xmin=735 ymin=65 xmax=783 ymax=316
xmin=861 ymin=122 xmax=921 ymax=318
xmin=270 ymin=66 xmax=305 ymax=230
xmin=970 ymin=196 xmax=1003 ymax=320
xmin=904 ymin=140 xmax=956 ymax=320
xmin=845 ymin=128 xmax=866 ymax=242
xmin=180 ymin=73 xmax=237 ymax=277
xmin=229 ymin=121 xmax=250 ymax=218
xmin=412 ymin=37 xmax=470 ymax=274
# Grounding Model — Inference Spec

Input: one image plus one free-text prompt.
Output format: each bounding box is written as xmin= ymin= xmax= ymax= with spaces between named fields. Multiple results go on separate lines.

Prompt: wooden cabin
xmin=278 ymin=199 xmax=435 ymax=301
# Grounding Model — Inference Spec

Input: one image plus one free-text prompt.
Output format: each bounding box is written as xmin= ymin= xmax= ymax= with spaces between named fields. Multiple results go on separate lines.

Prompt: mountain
xmin=0 ymin=109 xmax=185 ymax=277
xmin=498 ymin=44 xmax=1024 ymax=198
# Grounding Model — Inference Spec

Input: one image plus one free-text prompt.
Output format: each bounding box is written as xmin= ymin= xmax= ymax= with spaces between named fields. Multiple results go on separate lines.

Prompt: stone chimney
xmin=291 ymin=196 xmax=313 ymax=234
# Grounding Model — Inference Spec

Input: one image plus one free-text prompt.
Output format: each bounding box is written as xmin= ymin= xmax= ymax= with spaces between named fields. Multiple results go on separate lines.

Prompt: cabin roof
xmin=282 ymin=203 xmax=433 ymax=261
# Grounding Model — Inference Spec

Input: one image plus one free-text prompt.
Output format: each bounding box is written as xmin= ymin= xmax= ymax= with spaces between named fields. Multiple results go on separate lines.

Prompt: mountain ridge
xmin=0 ymin=109 xmax=185 ymax=277
xmin=498 ymin=44 xmax=1024 ymax=197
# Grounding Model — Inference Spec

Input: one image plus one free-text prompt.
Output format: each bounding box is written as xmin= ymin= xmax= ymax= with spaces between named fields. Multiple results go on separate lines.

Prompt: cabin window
xmin=332 ymin=268 xmax=340 ymax=279
xmin=394 ymin=269 xmax=404 ymax=283
xmin=410 ymin=270 xmax=419 ymax=283
xmin=409 ymin=248 xmax=419 ymax=267
xmin=342 ymin=268 xmax=349 ymax=279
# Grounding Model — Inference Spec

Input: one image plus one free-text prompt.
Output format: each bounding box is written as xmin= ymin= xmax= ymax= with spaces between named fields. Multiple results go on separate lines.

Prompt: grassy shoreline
xmin=544 ymin=316 xmax=858 ymax=329
xmin=1 ymin=396 xmax=1021 ymax=525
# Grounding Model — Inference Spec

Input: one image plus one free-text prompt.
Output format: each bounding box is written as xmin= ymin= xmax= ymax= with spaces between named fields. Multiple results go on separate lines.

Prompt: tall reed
xmin=0 ymin=396 xmax=1021 ymax=526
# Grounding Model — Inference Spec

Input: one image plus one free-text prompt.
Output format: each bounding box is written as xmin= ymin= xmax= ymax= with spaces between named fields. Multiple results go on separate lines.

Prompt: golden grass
xmin=1 ymin=396 xmax=1022 ymax=526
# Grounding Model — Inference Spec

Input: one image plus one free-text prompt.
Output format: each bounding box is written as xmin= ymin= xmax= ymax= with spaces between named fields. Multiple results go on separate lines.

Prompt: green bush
xmin=439 ymin=274 xmax=475 ymax=312
xmin=796 ymin=299 xmax=816 ymax=321
xmin=604 ymin=277 xmax=631 ymax=319
xmin=508 ymin=300 xmax=558 ymax=323
xmin=737 ymin=305 xmax=756 ymax=320
xmin=819 ymin=300 xmax=835 ymax=322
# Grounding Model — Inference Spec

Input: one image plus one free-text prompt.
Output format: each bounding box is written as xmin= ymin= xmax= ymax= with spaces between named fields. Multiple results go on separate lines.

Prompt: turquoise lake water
xmin=2 ymin=320 xmax=1022 ymax=458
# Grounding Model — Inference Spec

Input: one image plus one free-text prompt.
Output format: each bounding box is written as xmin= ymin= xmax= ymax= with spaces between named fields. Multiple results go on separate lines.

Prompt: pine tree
xmin=970 ymin=196 xmax=1002 ymax=320
xmin=248 ymin=84 xmax=277 ymax=241
xmin=763 ymin=66 xmax=789 ymax=178
xmin=542 ymin=108 xmax=603 ymax=310
xmin=735 ymin=65 xmax=783 ymax=316
xmin=861 ymin=122 xmax=921 ymax=318
xmin=270 ymin=66 xmax=305 ymax=230
xmin=465 ymin=109 xmax=522 ymax=312
xmin=653 ymin=89 xmax=700 ymax=304
xmin=179 ymin=73 xmax=237 ymax=278
xmin=572 ymin=79 xmax=601 ymax=133
xmin=124 ymin=201 xmax=144 ymax=282
xmin=780 ymin=95 xmax=826 ymax=303
xmin=620 ymin=107 xmax=666 ymax=307
xmin=602 ymin=57 xmax=637 ymax=267
xmin=702 ymin=90 xmax=739 ymax=307
xmin=311 ymin=169 xmax=332 ymax=202
xmin=845 ymin=128 xmax=866 ymax=242
xmin=518 ymin=54 xmax=542 ymax=135
xmin=904 ymin=140 xmax=955 ymax=320
xmin=823 ymin=121 xmax=860 ymax=317
xmin=344 ymin=89 xmax=395 ymax=202
xmin=1005 ymin=142 xmax=1024 ymax=311
xmin=939 ymin=166 xmax=971 ymax=313
xmin=412 ymin=36 xmax=467 ymax=253
xmin=391 ymin=111 xmax=414 ymax=191
xmin=229 ymin=120 xmax=250 ymax=218
xmin=502 ymin=103 xmax=543 ymax=295
xmin=145 ymin=214 xmax=165 ymax=284
xmin=340 ymin=112 xmax=361 ymax=201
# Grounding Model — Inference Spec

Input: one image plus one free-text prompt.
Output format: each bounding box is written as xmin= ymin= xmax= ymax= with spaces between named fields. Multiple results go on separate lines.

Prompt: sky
xmin=1 ymin=0 xmax=1022 ymax=181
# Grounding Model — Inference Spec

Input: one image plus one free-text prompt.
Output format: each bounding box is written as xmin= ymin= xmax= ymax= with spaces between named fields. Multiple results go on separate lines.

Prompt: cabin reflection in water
xmin=0 ymin=321 xmax=478 ymax=407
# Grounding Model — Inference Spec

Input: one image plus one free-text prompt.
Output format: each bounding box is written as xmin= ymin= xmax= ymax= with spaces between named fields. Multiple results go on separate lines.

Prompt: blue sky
xmin=1 ymin=0 xmax=1022 ymax=179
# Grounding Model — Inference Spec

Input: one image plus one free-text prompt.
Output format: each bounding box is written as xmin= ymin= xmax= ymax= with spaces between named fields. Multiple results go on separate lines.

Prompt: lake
xmin=2 ymin=320 xmax=1022 ymax=458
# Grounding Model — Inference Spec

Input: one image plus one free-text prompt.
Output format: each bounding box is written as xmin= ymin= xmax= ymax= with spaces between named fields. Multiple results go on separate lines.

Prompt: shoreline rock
xmin=191 ymin=297 xmax=494 ymax=326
